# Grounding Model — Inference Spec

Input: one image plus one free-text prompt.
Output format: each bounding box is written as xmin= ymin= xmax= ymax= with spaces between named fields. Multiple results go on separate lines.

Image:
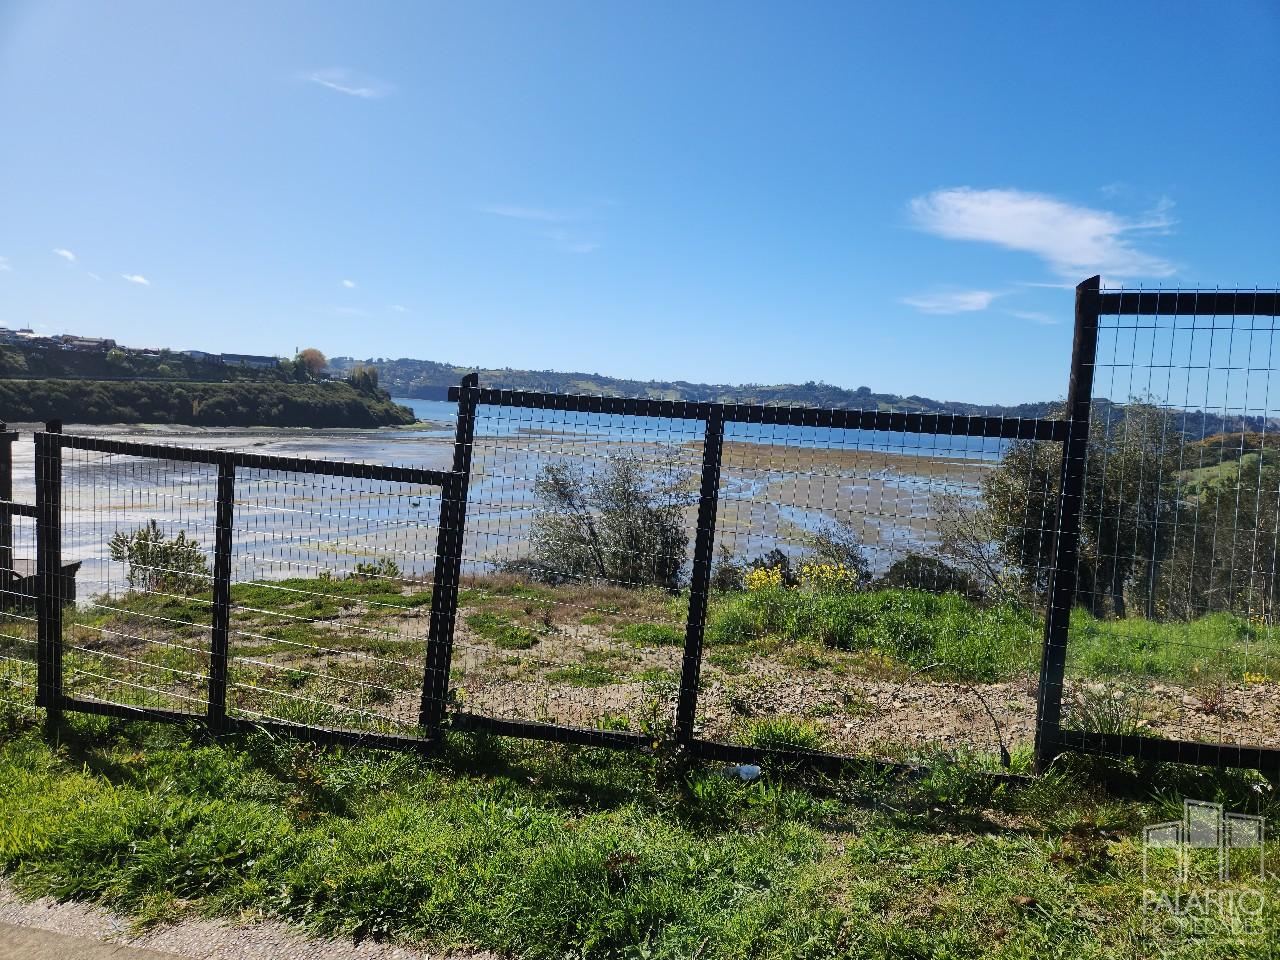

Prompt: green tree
xmin=942 ymin=400 xmax=1182 ymax=618
xmin=523 ymin=452 xmax=693 ymax=589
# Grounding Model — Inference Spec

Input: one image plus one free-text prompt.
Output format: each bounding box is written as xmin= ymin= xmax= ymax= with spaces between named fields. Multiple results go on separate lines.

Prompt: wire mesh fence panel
xmin=450 ymin=403 xmax=703 ymax=737
xmin=695 ymin=419 xmax=1051 ymax=764
xmin=1059 ymin=293 xmax=1280 ymax=760
xmin=60 ymin=447 xmax=217 ymax=715
xmin=0 ymin=512 xmax=37 ymax=711
xmin=226 ymin=467 xmax=442 ymax=735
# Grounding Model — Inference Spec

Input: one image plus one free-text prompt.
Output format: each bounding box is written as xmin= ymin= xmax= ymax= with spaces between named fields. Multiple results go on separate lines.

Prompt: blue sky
xmin=1 ymin=1 xmax=1277 ymax=404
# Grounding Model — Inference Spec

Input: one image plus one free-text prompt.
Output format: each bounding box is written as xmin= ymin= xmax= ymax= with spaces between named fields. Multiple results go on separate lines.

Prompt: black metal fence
xmin=4 ymin=277 xmax=1280 ymax=778
xmin=1038 ymin=284 xmax=1280 ymax=773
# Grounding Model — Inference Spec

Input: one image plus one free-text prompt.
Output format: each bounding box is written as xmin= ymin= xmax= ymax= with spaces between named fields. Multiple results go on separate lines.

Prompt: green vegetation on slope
xmin=0 ymin=378 xmax=414 ymax=427
xmin=0 ymin=711 xmax=1276 ymax=959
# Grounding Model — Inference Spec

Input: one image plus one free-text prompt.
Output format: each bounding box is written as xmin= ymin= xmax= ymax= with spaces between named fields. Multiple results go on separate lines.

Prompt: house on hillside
xmin=60 ymin=335 xmax=118 ymax=352
xmin=219 ymin=352 xmax=280 ymax=369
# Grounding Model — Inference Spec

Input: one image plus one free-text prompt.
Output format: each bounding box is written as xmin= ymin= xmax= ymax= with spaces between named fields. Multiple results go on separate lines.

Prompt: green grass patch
xmin=1065 ymin=609 xmax=1280 ymax=683
xmin=614 ymin=622 xmax=684 ymax=647
xmin=465 ymin=612 xmax=538 ymax=650
xmin=740 ymin=716 xmax=829 ymax=752
xmin=707 ymin=587 xmax=1038 ymax=682
xmin=1 ymin=713 xmax=1280 ymax=958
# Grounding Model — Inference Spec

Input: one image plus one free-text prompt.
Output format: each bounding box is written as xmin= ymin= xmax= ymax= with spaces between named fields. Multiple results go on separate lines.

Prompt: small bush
xmin=353 ymin=557 xmax=401 ymax=580
xmin=108 ymin=520 xmax=210 ymax=595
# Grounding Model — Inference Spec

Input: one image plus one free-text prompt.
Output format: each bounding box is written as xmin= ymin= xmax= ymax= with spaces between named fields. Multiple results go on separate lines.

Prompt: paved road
xmin=0 ymin=923 xmax=181 ymax=960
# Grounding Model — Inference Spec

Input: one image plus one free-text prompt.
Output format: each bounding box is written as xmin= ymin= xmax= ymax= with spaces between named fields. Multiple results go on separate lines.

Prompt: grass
xmin=741 ymin=716 xmax=829 ymax=752
xmin=466 ymin=612 xmax=539 ymax=650
xmin=706 ymin=585 xmax=1280 ymax=686
xmin=706 ymin=586 xmax=1039 ymax=682
xmin=614 ymin=622 xmax=684 ymax=647
xmin=1 ymin=709 xmax=1279 ymax=958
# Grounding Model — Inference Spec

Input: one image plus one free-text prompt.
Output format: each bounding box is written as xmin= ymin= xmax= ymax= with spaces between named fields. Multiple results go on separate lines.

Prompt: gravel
xmin=0 ymin=881 xmax=496 ymax=960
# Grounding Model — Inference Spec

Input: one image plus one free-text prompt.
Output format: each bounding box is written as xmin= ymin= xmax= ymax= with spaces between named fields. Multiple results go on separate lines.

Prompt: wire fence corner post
xmin=35 ymin=420 xmax=63 ymax=729
xmin=676 ymin=406 xmax=725 ymax=745
xmin=1034 ymin=275 xmax=1100 ymax=772
xmin=420 ymin=372 xmax=479 ymax=738
xmin=207 ymin=460 xmax=236 ymax=730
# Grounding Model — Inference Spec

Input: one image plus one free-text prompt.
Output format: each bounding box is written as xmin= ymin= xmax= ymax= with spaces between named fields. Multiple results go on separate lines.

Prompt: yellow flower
xmin=745 ymin=566 xmax=784 ymax=590
xmin=799 ymin=561 xmax=859 ymax=591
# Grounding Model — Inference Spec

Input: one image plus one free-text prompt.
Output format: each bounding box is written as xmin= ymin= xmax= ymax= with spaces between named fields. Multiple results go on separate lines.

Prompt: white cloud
xmin=342 ymin=279 xmax=356 ymax=289
xmin=908 ymin=187 xmax=1176 ymax=280
xmin=307 ymin=69 xmax=394 ymax=99
xmin=478 ymin=204 xmax=573 ymax=223
xmin=121 ymin=274 xmax=150 ymax=286
xmin=87 ymin=272 xmax=101 ymax=281
xmin=1008 ymin=310 xmax=1060 ymax=326
xmin=0 ymin=256 xmax=10 ymax=272
xmin=390 ymin=304 xmax=408 ymax=313
xmin=53 ymin=248 xmax=76 ymax=262
xmin=901 ymin=289 xmax=1000 ymax=314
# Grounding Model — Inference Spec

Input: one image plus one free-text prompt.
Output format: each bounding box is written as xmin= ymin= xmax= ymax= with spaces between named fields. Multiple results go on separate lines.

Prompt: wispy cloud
xmin=307 ymin=69 xmax=394 ymax=99
xmin=1008 ymin=310 xmax=1060 ymax=326
xmin=390 ymin=304 xmax=408 ymax=313
xmin=908 ymin=187 xmax=1176 ymax=279
xmin=901 ymin=289 xmax=1000 ymax=315
xmin=0 ymin=256 xmax=10 ymax=272
xmin=53 ymin=248 xmax=76 ymax=263
xmin=479 ymin=203 xmax=603 ymax=253
xmin=87 ymin=272 xmax=101 ymax=281
xmin=545 ymin=229 xmax=599 ymax=254
xmin=342 ymin=279 xmax=356 ymax=289
xmin=121 ymin=274 xmax=150 ymax=286
xmin=477 ymin=204 xmax=575 ymax=223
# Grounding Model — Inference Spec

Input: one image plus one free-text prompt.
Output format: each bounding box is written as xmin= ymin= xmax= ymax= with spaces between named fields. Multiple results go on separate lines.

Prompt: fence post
xmin=35 ymin=420 xmax=63 ymax=729
xmin=1033 ymin=276 xmax=1100 ymax=772
xmin=676 ymin=408 xmax=725 ymax=745
xmin=0 ymin=424 xmax=14 ymax=613
xmin=420 ymin=372 xmax=479 ymax=737
xmin=207 ymin=461 xmax=236 ymax=730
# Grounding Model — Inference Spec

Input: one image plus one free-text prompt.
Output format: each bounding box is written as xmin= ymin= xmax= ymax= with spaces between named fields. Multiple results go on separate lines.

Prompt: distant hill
xmin=328 ymin=355 xmax=1059 ymax=419
xmin=0 ymin=343 xmax=413 ymax=428
xmin=330 ymin=355 xmax=1280 ymax=440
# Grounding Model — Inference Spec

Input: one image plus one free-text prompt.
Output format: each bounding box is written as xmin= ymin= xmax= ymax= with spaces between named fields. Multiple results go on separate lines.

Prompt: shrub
xmin=108 ymin=520 xmax=210 ymax=595
xmin=878 ymin=553 xmax=978 ymax=597
xmin=523 ymin=452 xmax=693 ymax=590
xmin=353 ymin=557 xmax=401 ymax=580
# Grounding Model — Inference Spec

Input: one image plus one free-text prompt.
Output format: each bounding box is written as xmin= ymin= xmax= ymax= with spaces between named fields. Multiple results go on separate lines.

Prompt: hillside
xmin=0 ymin=378 xmax=415 ymax=428
xmin=329 ymin=355 xmax=1058 ymax=418
xmin=330 ymin=355 xmax=1279 ymax=438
